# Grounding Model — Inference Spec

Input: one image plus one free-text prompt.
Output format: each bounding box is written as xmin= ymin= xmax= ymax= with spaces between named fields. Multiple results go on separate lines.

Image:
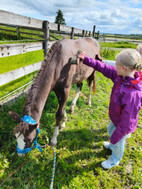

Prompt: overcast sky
xmin=1 ymin=0 xmax=142 ymax=34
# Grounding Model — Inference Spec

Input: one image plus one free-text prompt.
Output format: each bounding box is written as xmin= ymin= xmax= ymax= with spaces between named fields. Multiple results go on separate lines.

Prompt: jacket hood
xmin=122 ymin=72 xmax=142 ymax=91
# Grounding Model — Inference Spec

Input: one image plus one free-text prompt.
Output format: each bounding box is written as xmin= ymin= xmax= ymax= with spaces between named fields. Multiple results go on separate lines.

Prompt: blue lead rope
xmin=33 ymin=127 xmax=42 ymax=152
xmin=16 ymin=116 xmax=42 ymax=154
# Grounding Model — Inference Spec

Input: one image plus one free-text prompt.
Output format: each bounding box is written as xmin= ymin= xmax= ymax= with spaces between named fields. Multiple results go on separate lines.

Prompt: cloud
xmin=0 ymin=0 xmax=142 ymax=34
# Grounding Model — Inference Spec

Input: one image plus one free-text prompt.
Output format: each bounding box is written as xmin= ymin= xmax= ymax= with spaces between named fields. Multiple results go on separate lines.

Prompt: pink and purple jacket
xmin=83 ymin=56 xmax=142 ymax=144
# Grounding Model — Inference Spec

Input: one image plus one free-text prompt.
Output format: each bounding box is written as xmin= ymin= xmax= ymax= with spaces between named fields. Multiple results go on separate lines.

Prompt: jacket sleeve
xmin=110 ymin=92 xmax=140 ymax=144
xmin=83 ymin=56 xmax=117 ymax=81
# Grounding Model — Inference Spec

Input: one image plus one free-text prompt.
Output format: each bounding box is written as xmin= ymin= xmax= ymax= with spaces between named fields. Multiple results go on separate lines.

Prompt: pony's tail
xmin=92 ymin=71 xmax=96 ymax=95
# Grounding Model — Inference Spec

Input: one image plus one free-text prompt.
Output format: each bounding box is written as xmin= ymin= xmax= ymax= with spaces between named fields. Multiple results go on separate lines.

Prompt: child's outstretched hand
xmin=77 ymin=51 xmax=86 ymax=61
xmin=95 ymin=54 xmax=102 ymax=61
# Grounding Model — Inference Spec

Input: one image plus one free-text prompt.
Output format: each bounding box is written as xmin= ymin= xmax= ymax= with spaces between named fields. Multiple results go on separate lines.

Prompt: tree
xmin=55 ymin=9 xmax=66 ymax=25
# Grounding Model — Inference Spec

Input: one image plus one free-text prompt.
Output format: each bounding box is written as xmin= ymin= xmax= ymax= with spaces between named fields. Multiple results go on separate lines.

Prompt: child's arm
xmin=83 ymin=56 xmax=117 ymax=81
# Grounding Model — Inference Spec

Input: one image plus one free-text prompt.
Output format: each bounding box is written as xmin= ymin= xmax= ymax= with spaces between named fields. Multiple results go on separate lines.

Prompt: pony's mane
xmin=23 ymin=41 xmax=62 ymax=115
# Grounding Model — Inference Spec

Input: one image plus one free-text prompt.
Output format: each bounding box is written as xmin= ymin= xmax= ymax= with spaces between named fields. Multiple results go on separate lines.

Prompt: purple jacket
xmin=84 ymin=56 xmax=142 ymax=144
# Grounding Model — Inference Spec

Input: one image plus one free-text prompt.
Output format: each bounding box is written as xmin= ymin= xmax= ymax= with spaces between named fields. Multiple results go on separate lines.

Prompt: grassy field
xmin=0 ymin=49 xmax=44 ymax=99
xmin=0 ymin=50 xmax=44 ymax=74
xmin=0 ymin=72 xmax=142 ymax=189
xmin=0 ymin=71 xmax=37 ymax=99
xmin=99 ymin=41 xmax=138 ymax=49
xmin=0 ymin=24 xmax=67 ymax=43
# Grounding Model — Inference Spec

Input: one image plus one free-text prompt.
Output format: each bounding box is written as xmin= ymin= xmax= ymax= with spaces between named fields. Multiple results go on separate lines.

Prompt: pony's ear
xmin=9 ymin=111 xmax=21 ymax=123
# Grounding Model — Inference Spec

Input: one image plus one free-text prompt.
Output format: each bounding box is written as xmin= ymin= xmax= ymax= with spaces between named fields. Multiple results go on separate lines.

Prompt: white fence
xmin=0 ymin=42 xmax=42 ymax=57
xmin=0 ymin=41 xmax=55 ymax=86
xmin=0 ymin=61 xmax=41 ymax=86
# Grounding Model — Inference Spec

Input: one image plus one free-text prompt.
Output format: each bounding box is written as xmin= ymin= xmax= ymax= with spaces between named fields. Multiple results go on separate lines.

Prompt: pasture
xmin=0 ymin=71 xmax=142 ymax=188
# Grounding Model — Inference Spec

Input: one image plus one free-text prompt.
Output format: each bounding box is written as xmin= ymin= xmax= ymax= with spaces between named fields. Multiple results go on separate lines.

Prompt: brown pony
xmin=9 ymin=37 xmax=100 ymax=155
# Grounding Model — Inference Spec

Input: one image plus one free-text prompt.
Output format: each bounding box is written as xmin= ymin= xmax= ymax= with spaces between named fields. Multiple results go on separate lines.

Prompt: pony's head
xmin=9 ymin=111 xmax=38 ymax=156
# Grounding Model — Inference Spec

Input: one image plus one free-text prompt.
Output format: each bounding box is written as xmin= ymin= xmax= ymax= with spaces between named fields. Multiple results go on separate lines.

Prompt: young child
xmin=78 ymin=49 xmax=142 ymax=169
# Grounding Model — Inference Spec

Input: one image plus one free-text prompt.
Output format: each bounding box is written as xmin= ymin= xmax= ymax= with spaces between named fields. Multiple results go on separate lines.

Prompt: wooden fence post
xmin=92 ymin=25 xmax=96 ymax=38
xmin=70 ymin=27 xmax=74 ymax=39
xmin=42 ymin=21 xmax=49 ymax=57
xmin=103 ymin=34 xmax=105 ymax=42
xmin=16 ymin=25 xmax=20 ymax=39
xmin=82 ymin=30 xmax=85 ymax=37
xmin=97 ymin=31 xmax=100 ymax=40
xmin=115 ymin=34 xmax=117 ymax=42
xmin=58 ymin=24 xmax=60 ymax=31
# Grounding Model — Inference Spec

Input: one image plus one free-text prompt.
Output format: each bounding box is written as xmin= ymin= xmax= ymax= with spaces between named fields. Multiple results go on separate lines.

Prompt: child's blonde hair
xmin=116 ymin=49 xmax=142 ymax=72
xmin=136 ymin=45 xmax=142 ymax=59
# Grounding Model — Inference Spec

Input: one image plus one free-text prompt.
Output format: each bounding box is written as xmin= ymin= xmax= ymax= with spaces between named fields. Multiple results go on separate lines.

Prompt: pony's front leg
xmin=87 ymin=71 xmax=96 ymax=106
xmin=51 ymin=115 xmax=61 ymax=146
xmin=51 ymin=88 xmax=70 ymax=146
xmin=51 ymin=126 xmax=60 ymax=146
xmin=51 ymin=112 xmax=66 ymax=146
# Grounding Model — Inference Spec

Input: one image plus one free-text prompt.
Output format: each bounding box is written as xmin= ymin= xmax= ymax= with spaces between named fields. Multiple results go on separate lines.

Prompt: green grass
xmin=100 ymin=34 xmax=142 ymax=41
xmin=0 ymin=40 xmax=41 ymax=44
xmin=0 ymin=25 xmax=69 ymax=43
xmin=0 ymin=72 xmax=142 ymax=189
xmin=0 ymin=71 xmax=37 ymax=99
xmin=0 ymin=25 xmax=44 ymax=41
xmin=0 ymin=49 xmax=43 ymax=100
xmin=99 ymin=41 xmax=138 ymax=60
xmin=99 ymin=41 xmax=138 ymax=49
xmin=100 ymin=48 xmax=120 ymax=60
xmin=0 ymin=48 xmax=43 ymax=99
xmin=0 ymin=50 xmax=44 ymax=74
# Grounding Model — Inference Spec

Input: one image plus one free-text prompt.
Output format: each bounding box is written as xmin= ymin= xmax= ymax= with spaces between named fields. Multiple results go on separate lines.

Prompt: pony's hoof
xmin=50 ymin=142 xmax=56 ymax=147
xmin=60 ymin=122 xmax=66 ymax=129
xmin=50 ymin=138 xmax=57 ymax=147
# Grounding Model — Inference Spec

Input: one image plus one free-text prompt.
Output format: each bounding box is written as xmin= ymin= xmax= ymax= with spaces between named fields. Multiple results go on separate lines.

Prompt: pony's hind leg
xmin=87 ymin=81 xmax=93 ymax=106
xmin=87 ymin=71 xmax=96 ymax=106
xmin=70 ymin=83 xmax=83 ymax=114
xmin=60 ymin=109 xmax=67 ymax=129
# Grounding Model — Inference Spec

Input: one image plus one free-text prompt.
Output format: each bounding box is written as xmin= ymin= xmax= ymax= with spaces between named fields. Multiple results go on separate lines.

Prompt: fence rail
xmin=0 ymin=41 xmax=55 ymax=57
xmin=0 ymin=61 xmax=41 ymax=86
xmin=99 ymin=34 xmax=142 ymax=44
xmin=0 ymin=41 xmax=55 ymax=86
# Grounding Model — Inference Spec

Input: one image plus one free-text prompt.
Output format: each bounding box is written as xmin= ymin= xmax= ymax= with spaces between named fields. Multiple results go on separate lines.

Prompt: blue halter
xmin=16 ymin=115 xmax=42 ymax=154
